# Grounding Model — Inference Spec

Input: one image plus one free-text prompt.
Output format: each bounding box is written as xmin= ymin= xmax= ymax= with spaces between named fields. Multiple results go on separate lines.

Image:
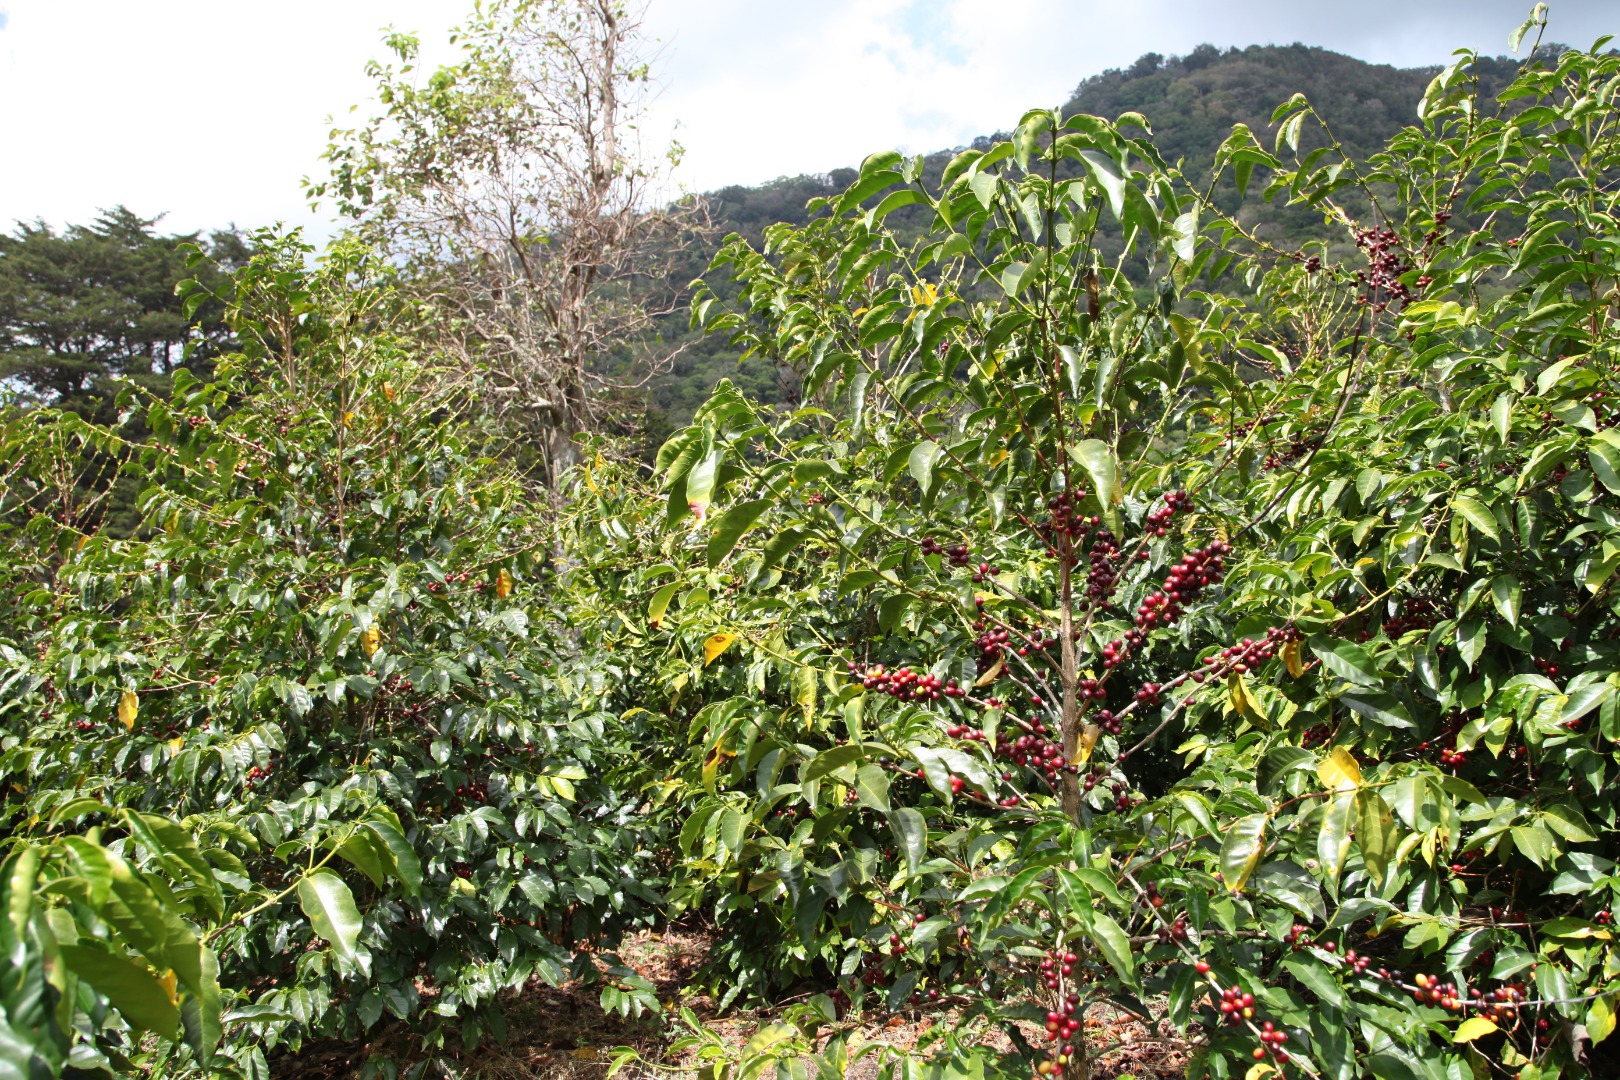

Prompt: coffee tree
xmin=0 ymin=234 xmax=662 ymax=1074
xmin=580 ymin=20 xmax=1620 ymax=1080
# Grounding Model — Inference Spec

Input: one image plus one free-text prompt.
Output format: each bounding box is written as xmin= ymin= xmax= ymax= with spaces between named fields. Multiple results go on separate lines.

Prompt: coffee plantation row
xmin=3 ymin=17 xmax=1619 ymax=1080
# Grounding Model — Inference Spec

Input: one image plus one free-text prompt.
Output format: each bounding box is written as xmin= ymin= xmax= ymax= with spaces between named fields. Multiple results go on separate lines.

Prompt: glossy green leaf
xmin=60 ymin=945 xmax=181 ymax=1038
xmin=707 ymin=499 xmax=772 ymax=568
xmin=1308 ymin=636 xmax=1382 ymax=688
xmin=1356 ymin=791 xmax=1399 ymax=885
xmin=296 ymin=869 xmax=364 ymax=963
xmin=1450 ymin=496 xmax=1499 ymax=540
xmin=1219 ymin=813 xmax=1267 ymax=893
xmin=908 ymin=441 xmax=944 ymax=491
xmin=889 ymin=808 xmax=926 ymax=875
xmin=1088 ymin=911 xmax=1137 ymax=988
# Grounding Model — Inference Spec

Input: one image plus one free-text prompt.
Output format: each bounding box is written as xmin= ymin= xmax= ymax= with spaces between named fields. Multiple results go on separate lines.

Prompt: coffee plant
xmin=0 ymin=235 xmax=662 ymax=1075
xmin=578 ymin=16 xmax=1620 ymax=1080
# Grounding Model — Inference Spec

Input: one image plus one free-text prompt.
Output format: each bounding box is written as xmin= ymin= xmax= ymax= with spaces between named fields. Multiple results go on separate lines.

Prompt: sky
xmin=0 ymin=0 xmax=1614 ymax=239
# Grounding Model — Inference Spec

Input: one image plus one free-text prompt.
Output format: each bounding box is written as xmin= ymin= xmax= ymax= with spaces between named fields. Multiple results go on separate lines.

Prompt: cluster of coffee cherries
xmin=1215 ymin=985 xmax=1256 ymax=1024
xmin=377 ymin=672 xmax=438 ymax=725
xmin=847 ymin=662 xmax=965 ymax=702
xmin=1223 ymin=418 xmax=1258 ymax=447
xmin=454 ymin=778 xmax=491 ymax=805
xmin=244 ymin=761 xmax=275 ymax=789
xmin=1253 ymin=1022 xmax=1291 ymax=1064
xmin=974 ymin=625 xmax=1014 ymax=669
xmin=1099 ymin=633 xmax=1144 ymax=669
xmin=1014 ymin=630 xmax=1058 ymax=657
xmin=1339 ymin=946 xmax=1375 ymax=976
xmin=1082 ymin=770 xmax=1135 ymax=813
xmin=1194 ymin=626 xmax=1299 ymax=681
xmin=1144 ymin=885 xmax=1191 ymax=942
xmin=1414 ymin=713 xmax=1470 ymax=768
xmin=1382 ymin=595 xmax=1443 ymax=639
xmin=1421 ymin=210 xmax=1452 ymax=247
xmin=1261 ymin=429 xmax=1324 ymax=471
xmin=1134 ymin=541 xmax=1230 ymax=631
xmin=1469 ymin=982 xmax=1528 ymax=1026
xmin=458 ymin=570 xmax=489 ymax=593
xmin=990 ymin=726 xmax=1073 ymax=788
xmin=1036 ymin=991 xmax=1085 ymax=1076
xmin=969 ymin=561 xmax=1002 ymax=584
xmin=1144 ymin=489 xmax=1193 ymax=537
xmin=1352 ymin=226 xmax=1415 ymax=313
xmin=1036 ymin=489 xmax=1092 ymax=548
xmin=919 ymin=537 xmax=973 ymax=567
xmin=1038 ymin=948 xmax=1081 ymax=990
xmin=1411 ymin=972 xmax=1464 ymax=1011
xmin=1082 ymin=529 xmax=1127 ymax=602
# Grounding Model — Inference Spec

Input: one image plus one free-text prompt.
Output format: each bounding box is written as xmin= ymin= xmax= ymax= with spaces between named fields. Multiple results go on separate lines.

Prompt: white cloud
xmin=0 ymin=0 xmax=1613 ymax=235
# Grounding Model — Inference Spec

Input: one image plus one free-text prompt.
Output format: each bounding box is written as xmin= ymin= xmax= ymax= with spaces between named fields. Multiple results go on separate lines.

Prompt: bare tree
xmin=311 ymin=0 xmax=694 ymax=482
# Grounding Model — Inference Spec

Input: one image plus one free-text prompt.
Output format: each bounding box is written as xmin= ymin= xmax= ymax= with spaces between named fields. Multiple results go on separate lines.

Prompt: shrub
xmin=0 ymin=235 xmax=660 ymax=1074
xmin=582 ymin=27 xmax=1620 ymax=1080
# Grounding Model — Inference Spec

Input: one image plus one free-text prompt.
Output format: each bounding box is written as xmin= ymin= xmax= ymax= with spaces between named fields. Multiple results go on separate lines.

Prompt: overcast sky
xmin=0 ymin=0 xmax=1613 ymax=238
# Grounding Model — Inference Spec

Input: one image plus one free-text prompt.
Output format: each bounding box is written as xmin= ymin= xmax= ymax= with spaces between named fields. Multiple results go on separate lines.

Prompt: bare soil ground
xmin=277 ymin=924 xmax=1192 ymax=1080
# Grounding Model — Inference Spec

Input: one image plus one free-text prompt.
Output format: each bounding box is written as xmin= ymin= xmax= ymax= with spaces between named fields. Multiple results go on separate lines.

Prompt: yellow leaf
xmin=1452 ymin=1017 xmax=1499 ymax=1043
xmin=990 ymin=448 xmax=1008 ymax=468
xmin=343 ymin=411 xmax=355 ymax=426
xmin=1072 ymin=723 xmax=1102 ymax=766
xmin=117 ymin=690 xmax=138 ymax=730
xmin=974 ymin=655 xmax=1005 ymax=687
xmin=700 ymin=745 xmax=735 ymax=791
xmin=361 ymin=626 xmax=382 ymax=656
xmin=167 ymin=738 xmax=184 ymax=753
xmin=496 ymin=568 xmax=514 ymax=599
xmin=1228 ymin=671 xmax=1261 ymax=720
xmin=704 ymin=634 xmax=738 ymax=666
xmin=159 ymin=969 xmax=178 ymax=1005
xmin=1282 ymin=638 xmax=1304 ymax=677
xmin=1245 ymin=1064 xmax=1276 ymax=1080
xmin=76 ymin=534 xmax=89 ymax=550
xmin=382 ymin=381 xmax=395 ymax=401
xmin=1317 ymin=747 xmax=1362 ymax=792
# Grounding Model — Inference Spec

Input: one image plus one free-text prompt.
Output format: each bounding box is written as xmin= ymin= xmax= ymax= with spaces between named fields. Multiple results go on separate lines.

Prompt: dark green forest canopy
xmin=0 ymin=208 xmax=246 ymax=415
